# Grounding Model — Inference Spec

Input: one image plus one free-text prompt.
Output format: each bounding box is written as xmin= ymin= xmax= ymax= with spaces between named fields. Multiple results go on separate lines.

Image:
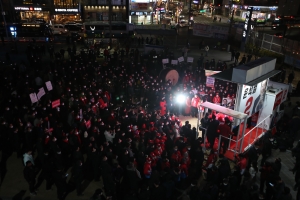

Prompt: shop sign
xmin=14 ymin=7 xmax=42 ymax=11
xmin=55 ymin=8 xmax=79 ymax=12
xmin=237 ymin=80 xmax=267 ymax=116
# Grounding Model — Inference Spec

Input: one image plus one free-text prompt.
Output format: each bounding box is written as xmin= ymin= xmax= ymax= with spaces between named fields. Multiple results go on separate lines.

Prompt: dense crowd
xmin=0 ymin=41 xmax=299 ymax=200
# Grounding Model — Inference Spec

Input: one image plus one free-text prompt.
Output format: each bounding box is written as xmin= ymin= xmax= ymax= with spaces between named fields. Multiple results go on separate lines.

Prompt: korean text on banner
xmin=52 ymin=99 xmax=60 ymax=108
xmin=206 ymin=76 xmax=215 ymax=87
xmin=46 ymin=81 xmax=53 ymax=91
xmin=237 ymin=80 xmax=267 ymax=116
xmin=29 ymin=93 xmax=38 ymax=104
xmin=37 ymin=87 xmax=46 ymax=100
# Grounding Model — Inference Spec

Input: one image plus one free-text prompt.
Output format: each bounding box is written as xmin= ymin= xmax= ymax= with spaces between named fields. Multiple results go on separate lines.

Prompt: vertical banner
xmin=206 ymin=76 xmax=215 ymax=87
xmin=240 ymin=7 xmax=253 ymax=50
xmin=237 ymin=80 xmax=267 ymax=116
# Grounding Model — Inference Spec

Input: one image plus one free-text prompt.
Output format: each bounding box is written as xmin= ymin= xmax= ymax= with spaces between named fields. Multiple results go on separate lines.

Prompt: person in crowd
xmin=191 ymin=94 xmax=200 ymax=118
xmin=2 ymin=38 xmax=292 ymax=200
xmin=23 ymin=161 xmax=37 ymax=196
xmin=217 ymin=117 xmax=233 ymax=154
xmin=207 ymin=114 xmax=219 ymax=149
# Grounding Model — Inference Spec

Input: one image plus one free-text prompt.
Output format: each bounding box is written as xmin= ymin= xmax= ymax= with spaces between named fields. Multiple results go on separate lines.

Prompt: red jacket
xmin=160 ymin=100 xmax=167 ymax=116
xmin=180 ymin=163 xmax=189 ymax=176
xmin=191 ymin=97 xmax=200 ymax=107
xmin=143 ymin=162 xmax=152 ymax=176
xmin=218 ymin=123 xmax=232 ymax=138
xmin=171 ymin=151 xmax=182 ymax=163
xmin=213 ymin=96 xmax=221 ymax=104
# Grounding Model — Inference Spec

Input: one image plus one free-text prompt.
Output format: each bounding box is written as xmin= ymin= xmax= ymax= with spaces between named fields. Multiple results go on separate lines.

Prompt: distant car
xmin=51 ymin=24 xmax=68 ymax=35
xmin=65 ymin=22 xmax=83 ymax=32
xmin=179 ymin=15 xmax=185 ymax=19
xmin=179 ymin=19 xmax=188 ymax=27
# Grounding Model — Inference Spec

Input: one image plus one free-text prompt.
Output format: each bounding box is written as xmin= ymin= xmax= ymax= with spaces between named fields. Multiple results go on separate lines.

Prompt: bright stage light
xmin=176 ymin=94 xmax=186 ymax=104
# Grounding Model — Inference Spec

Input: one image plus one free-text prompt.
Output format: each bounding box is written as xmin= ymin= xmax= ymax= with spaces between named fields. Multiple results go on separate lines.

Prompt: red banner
xmin=52 ymin=99 xmax=60 ymax=108
xmin=273 ymin=91 xmax=283 ymax=110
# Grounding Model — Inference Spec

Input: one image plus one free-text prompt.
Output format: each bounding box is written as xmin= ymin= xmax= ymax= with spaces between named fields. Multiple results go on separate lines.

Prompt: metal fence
xmin=252 ymin=31 xmax=300 ymax=57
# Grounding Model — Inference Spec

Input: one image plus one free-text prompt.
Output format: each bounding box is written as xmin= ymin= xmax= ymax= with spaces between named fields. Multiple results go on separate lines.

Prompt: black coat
xmin=23 ymin=166 xmax=35 ymax=183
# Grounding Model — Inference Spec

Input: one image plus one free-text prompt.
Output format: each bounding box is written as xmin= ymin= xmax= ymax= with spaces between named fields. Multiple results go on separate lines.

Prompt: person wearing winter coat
xmin=23 ymin=161 xmax=37 ymax=196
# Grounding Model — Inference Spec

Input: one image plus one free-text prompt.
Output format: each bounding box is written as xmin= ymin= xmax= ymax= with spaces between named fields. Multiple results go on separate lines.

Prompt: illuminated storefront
xmin=14 ymin=6 xmax=50 ymax=22
xmin=52 ymin=0 xmax=82 ymax=23
xmin=84 ymin=5 xmax=126 ymax=22
xmin=53 ymin=7 xmax=82 ymax=23
xmin=129 ymin=0 xmax=152 ymax=24
xmin=231 ymin=5 xmax=277 ymax=23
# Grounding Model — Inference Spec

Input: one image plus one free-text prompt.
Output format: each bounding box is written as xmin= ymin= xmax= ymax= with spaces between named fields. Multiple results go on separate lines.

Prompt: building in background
xmin=222 ymin=0 xmax=278 ymax=22
xmin=129 ymin=0 xmax=154 ymax=24
xmin=83 ymin=0 xmax=127 ymax=22
xmin=277 ymin=0 xmax=300 ymax=16
xmin=52 ymin=0 xmax=81 ymax=23
xmin=12 ymin=0 xmax=51 ymax=22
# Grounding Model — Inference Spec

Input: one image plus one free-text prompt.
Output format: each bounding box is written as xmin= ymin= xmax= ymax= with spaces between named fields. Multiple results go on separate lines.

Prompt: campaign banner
xmin=187 ymin=57 xmax=194 ymax=63
xmin=171 ymin=60 xmax=178 ymax=65
xmin=29 ymin=93 xmax=38 ymax=104
xmin=162 ymin=58 xmax=169 ymax=64
xmin=52 ymin=99 xmax=60 ymax=108
xmin=193 ymin=23 xmax=229 ymax=39
xmin=46 ymin=81 xmax=53 ymax=91
xmin=206 ymin=76 xmax=215 ymax=87
xmin=178 ymin=56 xmax=184 ymax=63
xmin=237 ymin=80 xmax=267 ymax=116
xmin=37 ymin=87 xmax=46 ymax=100
xmin=268 ymin=81 xmax=289 ymax=103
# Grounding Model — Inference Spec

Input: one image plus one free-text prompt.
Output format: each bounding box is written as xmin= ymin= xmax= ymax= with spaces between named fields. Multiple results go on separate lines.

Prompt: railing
xmin=217 ymin=115 xmax=271 ymax=156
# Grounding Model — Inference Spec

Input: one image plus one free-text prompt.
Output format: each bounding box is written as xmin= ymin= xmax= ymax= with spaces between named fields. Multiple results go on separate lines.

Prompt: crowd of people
xmin=0 ymin=40 xmax=298 ymax=200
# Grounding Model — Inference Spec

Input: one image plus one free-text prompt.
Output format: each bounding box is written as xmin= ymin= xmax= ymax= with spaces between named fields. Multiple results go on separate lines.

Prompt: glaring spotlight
xmin=176 ymin=94 xmax=185 ymax=104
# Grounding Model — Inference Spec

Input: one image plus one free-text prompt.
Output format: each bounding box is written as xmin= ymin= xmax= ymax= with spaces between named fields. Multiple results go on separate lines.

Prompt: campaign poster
xmin=46 ymin=81 xmax=53 ymax=91
xmin=206 ymin=76 xmax=215 ymax=87
xmin=37 ymin=87 xmax=46 ymax=100
xmin=205 ymin=70 xmax=221 ymax=88
xmin=52 ymin=99 xmax=60 ymax=108
xmin=29 ymin=93 xmax=38 ymax=104
xmin=237 ymin=80 xmax=267 ymax=116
